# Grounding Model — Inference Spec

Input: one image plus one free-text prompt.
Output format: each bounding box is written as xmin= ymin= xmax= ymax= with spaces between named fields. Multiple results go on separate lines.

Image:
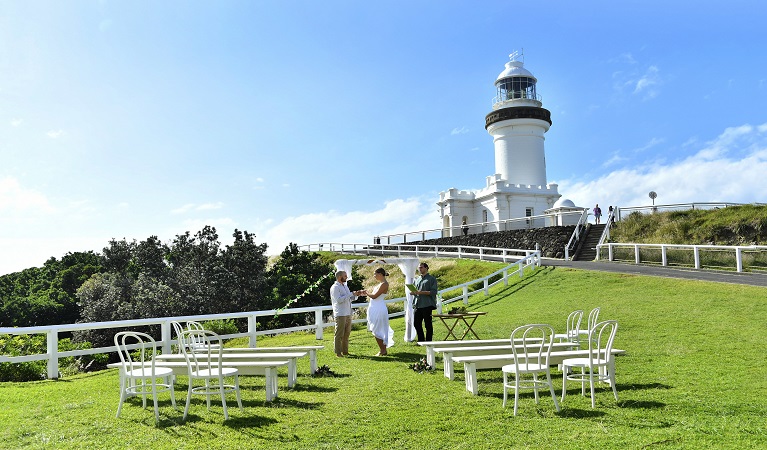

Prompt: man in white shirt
xmin=330 ymin=270 xmax=362 ymax=357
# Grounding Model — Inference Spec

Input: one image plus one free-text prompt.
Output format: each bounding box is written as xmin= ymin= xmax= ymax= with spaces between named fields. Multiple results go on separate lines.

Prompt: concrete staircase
xmin=573 ymin=224 xmax=606 ymax=261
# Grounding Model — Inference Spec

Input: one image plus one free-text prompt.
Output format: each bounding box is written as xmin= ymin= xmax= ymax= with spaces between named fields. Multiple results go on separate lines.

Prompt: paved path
xmin=541 ymin=259 xmax=767 ymax=287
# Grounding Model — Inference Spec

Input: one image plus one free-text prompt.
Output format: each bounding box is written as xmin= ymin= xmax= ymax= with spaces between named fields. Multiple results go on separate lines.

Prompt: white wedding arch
xmin=334 ymin=258 xmax=420 ymax=342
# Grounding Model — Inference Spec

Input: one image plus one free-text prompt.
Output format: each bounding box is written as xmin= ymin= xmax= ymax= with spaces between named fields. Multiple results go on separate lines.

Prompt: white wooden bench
xmin=217 ymin=345 xmax=324 ymax=374
xmin=108 ymin=359 xmax=290 ymax=402
xmin=155 ymin=352 xmax=307 ymax=389
xmin=434 ymin=342 xmax=577 ymax=380
xmin=417 ymin=339 xmax=514 ymax=367
xmin=452 ymin=348 xmax=627 ymax=395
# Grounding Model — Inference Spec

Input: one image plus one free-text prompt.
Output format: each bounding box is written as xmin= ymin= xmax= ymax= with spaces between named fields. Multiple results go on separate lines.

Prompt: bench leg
xmin=309 ymin=350 xmax=318 ymax=374
xmin=443 ymin=353 xmax=454 ymax=380
xmin=426 ymin=347 xmax=436 ymax=368
xmin=288 ymin=360 xmax=297 ymax=388
xmin=464 ymin=363 xmax=478 ymax=395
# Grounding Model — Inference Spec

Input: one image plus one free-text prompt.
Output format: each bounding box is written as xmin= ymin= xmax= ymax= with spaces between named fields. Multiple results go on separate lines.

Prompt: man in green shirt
xmin=412 ymin=262 xmax=438 ymax=341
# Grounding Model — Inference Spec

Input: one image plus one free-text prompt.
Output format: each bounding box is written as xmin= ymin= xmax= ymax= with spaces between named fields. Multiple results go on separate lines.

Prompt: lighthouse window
xmin=496 ymin=77 xmax=537 ymax=101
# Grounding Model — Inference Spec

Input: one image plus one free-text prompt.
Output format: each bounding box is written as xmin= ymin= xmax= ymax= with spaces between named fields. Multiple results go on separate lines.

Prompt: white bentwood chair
xmin=554 ymin=309 xmax=583 ymax=346
xmin=114 ymin=331 xmax=176 ymax=423
xmin=501 ymin=324 xmax=561 ymax=416
xmin=179 ymin=329 xmax=243 ymax=420
xmin=579 ymin=307 xmax=601 ymax=343
xmin=172 ymin=320 xmax=220 ymax=354
xmin=561 ymin=320 xmax=619 ymax=408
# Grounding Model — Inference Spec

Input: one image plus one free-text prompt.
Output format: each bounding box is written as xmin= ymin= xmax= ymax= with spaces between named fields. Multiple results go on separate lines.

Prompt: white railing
xmin=596 ymin=243 xmax=767 ymax=272
xmin=1 ymin=252 xmax=540 ymax=379
xmin=564 ymin=209 xmax=590 ymax=261
xmin=597 ymin=209 xmax=617 ymax=247
xmin=373 ymin=211 xmax=583 ymax=245
xmin=617 ymin=202 xmax=762 ymax=221
xmin=299 ymin=243 xmax=539 ymax=263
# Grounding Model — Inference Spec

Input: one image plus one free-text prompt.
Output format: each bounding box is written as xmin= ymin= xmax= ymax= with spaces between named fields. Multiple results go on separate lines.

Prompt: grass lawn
xmin=1 ymin=265 xmax=766 ymax=449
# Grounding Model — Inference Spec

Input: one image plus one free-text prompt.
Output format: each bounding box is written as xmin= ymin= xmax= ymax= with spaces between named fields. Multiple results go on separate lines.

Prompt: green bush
xmin=201 ymin=319 xmax=239 ymax=336
xmin=0 ymin=333 xmax=107 ymax=381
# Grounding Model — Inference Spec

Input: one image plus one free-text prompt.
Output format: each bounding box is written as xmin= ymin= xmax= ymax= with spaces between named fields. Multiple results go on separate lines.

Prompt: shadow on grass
xmin=352 ymin=351 xmax=425 ymax=364
xmin=465 ymin=267 xmax=551 ymax=310
xmin=618 ymin=382 xmax=673 ymax=391
xmin=556 ymin=408 xmax=608 ymax=418
xmin=290 ymin=383 xmax=340 ymax=392
xmin=617 ymin=399 xmax=667 ymax=409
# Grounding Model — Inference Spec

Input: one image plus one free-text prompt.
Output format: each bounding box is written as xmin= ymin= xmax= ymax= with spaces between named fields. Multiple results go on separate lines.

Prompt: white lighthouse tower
xmin=438 ymin=51 xmax=564 ymax=235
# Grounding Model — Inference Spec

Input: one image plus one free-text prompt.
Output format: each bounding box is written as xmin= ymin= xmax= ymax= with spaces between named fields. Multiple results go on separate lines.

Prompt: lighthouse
xmin=486 ymin=50 xmax=550 ymax=186
xmin=438 ymin=51 xmax=565 ymax=236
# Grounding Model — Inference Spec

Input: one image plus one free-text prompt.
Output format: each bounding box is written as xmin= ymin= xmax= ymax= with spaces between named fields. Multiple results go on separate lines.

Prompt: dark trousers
xmin=414 ymin=307 xmax=434 ymax=342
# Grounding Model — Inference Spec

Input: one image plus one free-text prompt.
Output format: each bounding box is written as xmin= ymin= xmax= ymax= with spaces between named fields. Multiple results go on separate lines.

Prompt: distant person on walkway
xmin=608 ymin=206 xmax=615 ymax=226
xmin=330 ymin=270 xmax=362 ymax=357
xmin=461 ymin=219 xmax=469 ymax=236
xmin=412 ymin=262 xmax=438 ymax=342
xmin=594 ymin=204 xmax=602 ymax=224
xmin=364 ymin=268 xmax=394 ymax=356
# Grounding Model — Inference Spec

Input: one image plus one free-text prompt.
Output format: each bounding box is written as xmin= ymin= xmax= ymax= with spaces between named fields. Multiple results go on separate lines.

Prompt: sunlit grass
xmin=1 ymin=264 xmax=766 ymax=449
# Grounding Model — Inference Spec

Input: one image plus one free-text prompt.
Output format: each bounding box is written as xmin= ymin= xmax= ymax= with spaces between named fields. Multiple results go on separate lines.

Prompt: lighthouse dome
xmin=552 ymin=198 xmax=576 ymax=208
xmin=495 ymin=60 xmax=537 ymax=84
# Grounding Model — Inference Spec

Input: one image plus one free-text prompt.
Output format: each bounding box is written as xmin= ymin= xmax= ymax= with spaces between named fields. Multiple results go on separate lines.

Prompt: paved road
xmin=541 ymin=258 xmax=767 ymax=287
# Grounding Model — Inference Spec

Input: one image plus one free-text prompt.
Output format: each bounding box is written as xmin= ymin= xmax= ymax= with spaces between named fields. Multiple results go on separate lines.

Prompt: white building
xmin=438 ymin=52 xmax=582 ymax=236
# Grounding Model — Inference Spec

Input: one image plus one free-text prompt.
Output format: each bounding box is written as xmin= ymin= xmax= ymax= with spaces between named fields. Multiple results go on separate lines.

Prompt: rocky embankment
xmin=404 ymin=225 xmax=575 ymax=259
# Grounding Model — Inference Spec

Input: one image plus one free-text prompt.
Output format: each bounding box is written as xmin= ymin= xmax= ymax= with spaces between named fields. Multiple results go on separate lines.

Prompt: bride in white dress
xmin=365 ymin=267 xmax=395 ymax=356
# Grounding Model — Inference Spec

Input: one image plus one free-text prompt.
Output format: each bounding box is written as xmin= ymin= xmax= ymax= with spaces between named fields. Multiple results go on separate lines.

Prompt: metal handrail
xmin=564 ymin=209 xmax=590 ymax=261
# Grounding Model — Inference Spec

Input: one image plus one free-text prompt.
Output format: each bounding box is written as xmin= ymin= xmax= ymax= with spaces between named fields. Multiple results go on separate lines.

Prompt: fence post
xmin=248 ymin=315 xmax=258 ymax=348
xmin=315 ymin=309 xmax=324 ymax=340
xmin=479 ymin=248 xmax=484 ymax=261
xmin=565 ymin=246 xmax=569 ymax=261
xmin=608 ymin=244 xmax=614 ymax=261
xmin=634 ymin=244 xmax=640 ymax=264
xmin=161 ymin=321 xmax=172 ymax=354
xmin=463 ymin=286 xmax=469 ymax=304
xmin=503 ymin=269 xmax=509 ymax=286
xmin=47 ymin=329 xmax=59 ymax=380
xmin=694 ymin=246 xmax=701 ymax=269
xmin=736 ymin=247 xmax=743 ymax=272
xmin=484 ymin=279 xmax=489 ymax=296
xmin=661 ymin=246 xmax=668 ymax=267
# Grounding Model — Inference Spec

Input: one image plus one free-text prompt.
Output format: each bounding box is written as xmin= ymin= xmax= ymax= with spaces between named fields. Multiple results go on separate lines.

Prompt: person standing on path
xmin=330 ymin=270 xmax=362 ymax=357
xmin=412 ymin=262 xmax=438 ymax=342
xmin=594 ymin=204 xmax=602 ymax=224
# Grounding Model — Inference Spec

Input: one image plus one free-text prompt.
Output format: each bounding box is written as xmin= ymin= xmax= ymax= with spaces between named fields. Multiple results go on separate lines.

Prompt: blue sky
xmin=2 ymin=1 xmax=766 ymax=275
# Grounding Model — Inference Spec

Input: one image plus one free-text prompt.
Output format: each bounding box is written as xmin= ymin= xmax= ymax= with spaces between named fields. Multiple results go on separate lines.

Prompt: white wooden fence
xmin=596 ymin=243 xmax=767 ymax=272
xmin=0 ymin=251 xmax=540 ymax=379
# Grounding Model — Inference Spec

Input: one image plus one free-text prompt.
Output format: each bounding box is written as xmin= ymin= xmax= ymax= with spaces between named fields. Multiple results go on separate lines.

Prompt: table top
xmin=433 ymin=311 xmax=487 ymax=318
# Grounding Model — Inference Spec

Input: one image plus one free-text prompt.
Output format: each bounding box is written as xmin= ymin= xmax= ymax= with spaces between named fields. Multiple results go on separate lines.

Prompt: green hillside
xmin=611 ymin=204 xmax=767 ymax=245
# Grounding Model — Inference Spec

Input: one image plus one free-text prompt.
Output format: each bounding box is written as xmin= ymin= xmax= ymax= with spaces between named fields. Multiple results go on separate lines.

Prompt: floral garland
xmin=274 ymin=269 xmax=335 ymax=316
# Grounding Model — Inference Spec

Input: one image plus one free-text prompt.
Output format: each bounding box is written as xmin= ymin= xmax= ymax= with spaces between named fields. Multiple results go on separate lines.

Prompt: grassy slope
xmin=1 ymin=261 xmax=766 ymax=449
xmin=612 ymin=204 xmax=767 ymax=245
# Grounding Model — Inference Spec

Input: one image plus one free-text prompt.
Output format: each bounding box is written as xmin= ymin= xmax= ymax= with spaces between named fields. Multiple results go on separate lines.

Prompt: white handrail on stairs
xmin=564 ymin=209 xmax=590 ymax=261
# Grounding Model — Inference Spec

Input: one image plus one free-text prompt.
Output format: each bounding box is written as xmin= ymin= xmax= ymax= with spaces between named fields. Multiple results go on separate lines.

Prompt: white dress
xmin=367 ymin=284 xmax=395 ymax=348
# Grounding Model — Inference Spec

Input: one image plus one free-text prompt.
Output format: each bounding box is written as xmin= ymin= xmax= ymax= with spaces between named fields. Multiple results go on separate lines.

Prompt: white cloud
xmin=602 ymin=152 xmax=627 ymax=168
xmin=0 ymin=177 xmax=54 ymax=213
xmin=46 ymin=129 xmax=65 ymax=138
xmin=633 ymin=137 xmax=665 ymax=153
xmin=256 ymin=197 xmax=438 ymax=254
xmin=451 ymin=126 xmax=469 ymax=135
xmin=557 ymin=122 xmax=767 ymax=209
xmin=632 ymin=65 xmax=661 ymax=99
xmin=11 ymin=118 xmax=23 ymax=127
